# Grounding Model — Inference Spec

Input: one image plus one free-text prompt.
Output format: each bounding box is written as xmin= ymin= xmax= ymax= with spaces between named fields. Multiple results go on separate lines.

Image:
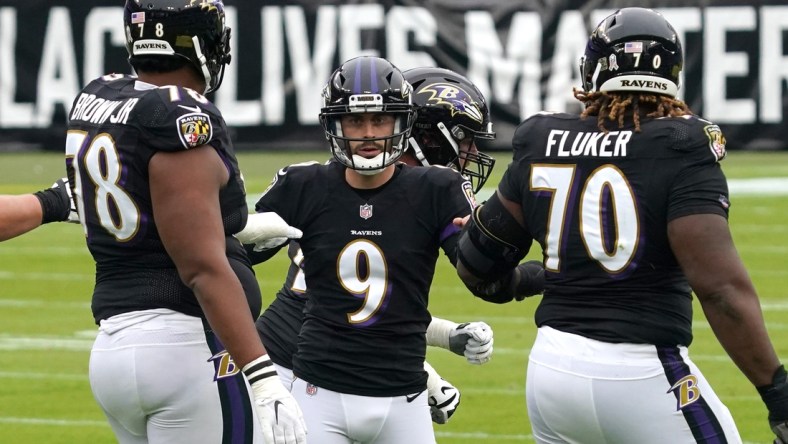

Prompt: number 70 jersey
xmin=500 ymin=111 xmax=730 ymax=347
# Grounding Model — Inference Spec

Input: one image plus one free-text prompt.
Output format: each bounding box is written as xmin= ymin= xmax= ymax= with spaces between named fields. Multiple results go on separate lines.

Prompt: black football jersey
xmin=255 ymin=241 xmax=307 ymax=369
xmin=499 ymin=112 xmax=730 ymax=347
xmin=66 ymin=75 xmax=259 ymax=324
xmin=255 ymin=162 xmax=476 ymax=396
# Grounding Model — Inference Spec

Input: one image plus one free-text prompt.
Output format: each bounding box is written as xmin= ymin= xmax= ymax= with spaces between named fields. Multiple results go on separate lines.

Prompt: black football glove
xmin=757 ymin=365 xmax=788 ymax=443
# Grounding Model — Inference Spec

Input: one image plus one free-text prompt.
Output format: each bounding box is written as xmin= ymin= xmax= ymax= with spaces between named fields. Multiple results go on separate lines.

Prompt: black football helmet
xmin=580 ymin=7 xmax=682 ymax=97
xmin=404 ymin=67 xmax=496 ymax=194
xmin=320 ymin=56 xmax=416 ymax=175
xmin=124 ymin=0 xmax=232 ymax=93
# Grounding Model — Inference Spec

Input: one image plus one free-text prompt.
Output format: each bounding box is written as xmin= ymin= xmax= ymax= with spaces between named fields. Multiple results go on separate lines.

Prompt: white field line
xmin=0 ymin=417 xmax=107 ymax=428
xmin=0 ymin=417 xmax=764 ymax=444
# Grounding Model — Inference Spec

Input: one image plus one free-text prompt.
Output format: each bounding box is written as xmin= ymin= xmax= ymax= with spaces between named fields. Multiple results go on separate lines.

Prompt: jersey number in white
xmin=66 ymin=131 xmax=140 ymax=241
xmin=337 ymin=240 xmax=389 ymax=324
xmin=530 ymin=164 xmax=639 ymax=274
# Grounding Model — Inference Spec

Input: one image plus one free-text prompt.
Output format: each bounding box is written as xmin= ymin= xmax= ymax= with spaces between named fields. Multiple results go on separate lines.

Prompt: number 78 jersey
xmin=64 ymin=74 xmax=249 ymax=323
xmin=500 ymin=112 xmax=730 ymax=347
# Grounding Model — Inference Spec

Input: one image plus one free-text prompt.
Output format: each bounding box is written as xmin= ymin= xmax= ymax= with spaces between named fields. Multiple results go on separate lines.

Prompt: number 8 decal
xmin=531 ymin=164 xmax=639 ymax=274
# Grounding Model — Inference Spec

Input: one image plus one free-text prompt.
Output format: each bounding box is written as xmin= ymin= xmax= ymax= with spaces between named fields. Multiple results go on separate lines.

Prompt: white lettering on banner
xmin=759 ymin=6 xmax=788 ymax=124
xmin=215 ymin=8 xmax=263 ymax=125
xmin=544 ymin=11 xmax=586 ymax=114
xmin=703 ymin=7 xmax=756 ymax=123
xmin=84 ymin=7 xmax=126 ymax=84
xmin=465 ymin=11 xmax=542 ymax=119
xmin=0 ymin=5 xmax=784 ymax=130
xmin=658 ymin=8 xmax=702 ymax=102
xmin=37 ymin=7 xmax=80 ymax=127
xmin=386 ymin=6 xmax=436 ymax=71
xmin=0 ymin=8 xmax=34 ymax=127
xmin=285 ymin=5 xmax=336 ymax=124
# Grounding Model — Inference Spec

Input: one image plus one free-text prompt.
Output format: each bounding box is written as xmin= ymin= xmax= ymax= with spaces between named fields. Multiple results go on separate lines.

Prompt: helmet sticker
xmin=608 ymin=55 xmax=619 ymax=71
xmin=624 ymin=41 xmax=643 ymax=53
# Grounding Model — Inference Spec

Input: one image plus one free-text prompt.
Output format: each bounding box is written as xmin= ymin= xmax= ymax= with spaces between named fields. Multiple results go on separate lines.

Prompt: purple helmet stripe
xmin=353 ymin=59 xmax=363 ymax=94
xmin=369 ymin=57 xmax=379 ymax=93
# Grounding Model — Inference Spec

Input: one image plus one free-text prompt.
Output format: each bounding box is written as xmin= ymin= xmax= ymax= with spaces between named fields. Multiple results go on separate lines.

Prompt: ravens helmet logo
xmin=416 ymin=83 xmax=484 ymax=124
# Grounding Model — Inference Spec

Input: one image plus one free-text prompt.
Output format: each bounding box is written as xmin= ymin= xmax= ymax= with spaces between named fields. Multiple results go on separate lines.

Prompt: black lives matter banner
xmin=0 ymin=0 xmax=785 ymax=151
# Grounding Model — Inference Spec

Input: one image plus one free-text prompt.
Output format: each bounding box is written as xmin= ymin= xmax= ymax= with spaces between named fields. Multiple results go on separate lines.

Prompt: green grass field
xmin=1 ymin=150 xmax=786 ymax=443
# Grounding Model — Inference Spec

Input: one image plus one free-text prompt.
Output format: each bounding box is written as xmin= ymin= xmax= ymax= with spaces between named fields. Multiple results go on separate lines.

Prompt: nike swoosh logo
xmin=177 ymin=105 xmax=203 ymax=113
xmin=405 ymin=390 xmax=425 ymax=403
xmin=273 ymin=400 xmax=283 ymax=422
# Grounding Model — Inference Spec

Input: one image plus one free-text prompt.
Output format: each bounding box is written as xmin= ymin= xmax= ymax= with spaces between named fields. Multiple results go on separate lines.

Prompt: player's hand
xmin=448 ymin=321 xmax=493 ymax=365
xmin=512 ymin=260 xmax=545 ymax=301
xmin=235 ymin=212 xmax=302 ymax=252
xmin=34 ymin=177 xmax=79 ymax=224
xmin=244 ymin=355 xmax=307 ymax=443
xmin=51 ymin=178 xmax=80 ymax=223
xmin=424 ymin=362 xmax=460 ymax=424
xmin=757 ymin=365 xmax=788 ymax=444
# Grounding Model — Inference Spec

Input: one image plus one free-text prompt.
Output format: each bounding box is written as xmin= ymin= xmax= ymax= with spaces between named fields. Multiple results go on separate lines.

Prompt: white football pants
xmin=291 ymin=377 xmax=436 ymax=444
xmin=526 ymin=326 xmax=742 ymax=444
xmin=89 ymin=309 xmax=263 ymax=444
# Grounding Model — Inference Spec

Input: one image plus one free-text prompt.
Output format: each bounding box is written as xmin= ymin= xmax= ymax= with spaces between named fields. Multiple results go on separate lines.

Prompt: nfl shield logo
xmin=360 ymin=204 xmax=373 ymax=220
xmin=306 ymin=383 xmax=318 ymax=396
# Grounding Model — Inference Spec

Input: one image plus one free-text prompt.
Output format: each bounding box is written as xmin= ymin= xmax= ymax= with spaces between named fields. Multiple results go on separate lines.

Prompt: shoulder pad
xmin=255 ymin=160 xmax=324 ymax=209
xmin=133 ymin=86 xmax=224 ymax=152
xmin=511 ymin=113 xmax=575 ymax=160
xmin=657 ymin=115 xmax=727 ymax=163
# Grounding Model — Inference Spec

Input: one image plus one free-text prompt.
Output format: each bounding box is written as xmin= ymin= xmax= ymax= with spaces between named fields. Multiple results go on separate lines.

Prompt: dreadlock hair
xmin=573 ymin=88 xmax=693 ymax=133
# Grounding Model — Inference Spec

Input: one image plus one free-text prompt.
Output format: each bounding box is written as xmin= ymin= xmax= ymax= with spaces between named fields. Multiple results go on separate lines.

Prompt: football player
xmin=70 ymin=1 xmax=305 ymax=443
xmin=242 ymin=67 xmax=532 ymax=427
xmin=456 ymin=7 xmax=787 ymax=443
xmin=244 ymin=56 xmax=542 ymax=443
xmin=403 ymin=66 xmax=496 ymax=195
xmin=0 ymin=177 xmax=76 ymax=241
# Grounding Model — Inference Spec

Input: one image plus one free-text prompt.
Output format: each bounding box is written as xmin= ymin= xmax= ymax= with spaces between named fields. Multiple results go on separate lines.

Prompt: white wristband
xmin=242 ymin=354 xmax=277 ymax=385
xmin=426 ymin=316 xmax=459 ymax=350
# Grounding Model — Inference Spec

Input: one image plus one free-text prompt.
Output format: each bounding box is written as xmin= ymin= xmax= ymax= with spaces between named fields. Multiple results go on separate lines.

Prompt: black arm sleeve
xmin=245 ymin=242 xmax=286 ymax=266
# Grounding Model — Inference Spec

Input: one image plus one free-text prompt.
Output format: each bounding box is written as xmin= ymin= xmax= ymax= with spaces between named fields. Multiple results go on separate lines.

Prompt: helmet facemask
xmin=409 ymin=120 xmax=495 ymax=193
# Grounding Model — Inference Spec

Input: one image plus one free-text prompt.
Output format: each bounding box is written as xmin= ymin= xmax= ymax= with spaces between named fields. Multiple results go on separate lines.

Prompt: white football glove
xmin=449 ymin=321 xmax=494 ymax=365
xmin=243 ymin=355 xmax=307 ymax=443
xmin=235 ymin=212 xmax=302 ymax=252
xmin=424 ymin=362 xmax=460 ymax=424
xmin=51 ymin=177 xmax=80 ymax=223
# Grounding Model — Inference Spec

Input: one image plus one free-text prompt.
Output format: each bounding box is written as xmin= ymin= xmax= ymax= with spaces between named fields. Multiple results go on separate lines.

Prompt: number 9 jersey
xmin=65 ymin=74 xmax=256 ymax=324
